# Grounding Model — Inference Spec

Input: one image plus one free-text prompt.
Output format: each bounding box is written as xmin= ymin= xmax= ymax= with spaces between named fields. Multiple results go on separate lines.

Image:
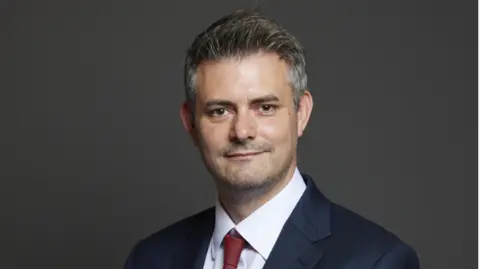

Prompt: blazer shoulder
xmin=329 ymin=203 xmax=415 ymax=255
xmin=323 ymin=203 xmax=420 ymax=268
xmin=141 ymin=206 xmax=214 ymax=248
xmin=125 ymin=207 xmax=214 ymax=268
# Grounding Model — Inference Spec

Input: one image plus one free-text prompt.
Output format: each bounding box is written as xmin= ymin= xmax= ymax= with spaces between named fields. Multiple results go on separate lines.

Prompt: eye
xmin=259 ymin=104 xmax=277 ymax=113
xmin=208 ymin=108 xmax=227 ymax=117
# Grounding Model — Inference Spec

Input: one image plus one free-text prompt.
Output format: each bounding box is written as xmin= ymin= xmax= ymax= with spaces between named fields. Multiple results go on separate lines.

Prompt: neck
xmin=217 ymin=164 xmax=297 ymax=224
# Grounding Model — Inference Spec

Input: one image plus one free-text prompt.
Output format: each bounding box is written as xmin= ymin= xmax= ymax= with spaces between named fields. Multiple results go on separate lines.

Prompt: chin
xmin=223 ymin=171 xmax=272 ymax=191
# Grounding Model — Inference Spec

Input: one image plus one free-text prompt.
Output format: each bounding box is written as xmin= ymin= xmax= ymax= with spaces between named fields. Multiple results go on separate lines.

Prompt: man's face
xmin=181 ymin=52 xmax=312 ymax=192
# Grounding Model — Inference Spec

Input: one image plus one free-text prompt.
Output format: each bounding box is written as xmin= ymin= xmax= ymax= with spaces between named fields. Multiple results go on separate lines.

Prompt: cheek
xmin=259 ymin=116 xmax=295 ymax=146
xmin=198 ymin=123 xmax=229 ymax=152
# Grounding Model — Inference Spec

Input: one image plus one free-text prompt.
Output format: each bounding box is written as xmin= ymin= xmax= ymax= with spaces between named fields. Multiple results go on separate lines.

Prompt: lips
xmin=225 ymin=151 xmax=263 ymax=158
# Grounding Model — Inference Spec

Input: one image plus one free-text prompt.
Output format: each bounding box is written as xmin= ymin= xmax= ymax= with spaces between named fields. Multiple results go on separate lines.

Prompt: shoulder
xmin=143 ymin=207 xmax=214 ymax=244
xmin=327 ymin=203 xmax=419 ymax=267
xmin=124 ymin=207 xmax=214 ymax=268
xmin=330 ymin=203 xmax=400 ymax=246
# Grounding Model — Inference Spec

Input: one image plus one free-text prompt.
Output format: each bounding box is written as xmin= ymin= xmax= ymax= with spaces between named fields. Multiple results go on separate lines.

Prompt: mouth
xmin=225 ymin=151 xmax=264 ymax=160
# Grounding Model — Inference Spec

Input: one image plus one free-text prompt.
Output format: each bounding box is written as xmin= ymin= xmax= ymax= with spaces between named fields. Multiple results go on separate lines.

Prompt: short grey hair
xmin=184 ymin=9 xmax=308 ymax=111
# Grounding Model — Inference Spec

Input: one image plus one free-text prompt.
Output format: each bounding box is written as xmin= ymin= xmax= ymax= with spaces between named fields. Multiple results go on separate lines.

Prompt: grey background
xmin=2 ymin=0 xmax=476 ymax=268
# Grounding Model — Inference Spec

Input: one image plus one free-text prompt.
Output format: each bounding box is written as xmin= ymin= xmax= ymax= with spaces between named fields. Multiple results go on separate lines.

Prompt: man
xmin=125 ymin=9 xmax=420 ymax=269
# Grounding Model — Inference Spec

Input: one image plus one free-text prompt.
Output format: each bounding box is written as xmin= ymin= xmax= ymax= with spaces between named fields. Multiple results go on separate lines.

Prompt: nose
xmin=229 ymin=109 xmax=257 ymax=142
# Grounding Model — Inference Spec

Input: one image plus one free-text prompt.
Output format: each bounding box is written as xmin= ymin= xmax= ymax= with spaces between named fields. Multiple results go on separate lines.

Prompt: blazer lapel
xmin=263 ymin=174 xmax=332 ymax=269
xmin=170 ymin=208 xmax=215 ymax=269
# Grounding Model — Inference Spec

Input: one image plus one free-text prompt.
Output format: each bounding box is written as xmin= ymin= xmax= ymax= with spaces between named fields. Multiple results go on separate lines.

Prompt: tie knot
xmin=223 ymin=232 xmax=245 ymax=269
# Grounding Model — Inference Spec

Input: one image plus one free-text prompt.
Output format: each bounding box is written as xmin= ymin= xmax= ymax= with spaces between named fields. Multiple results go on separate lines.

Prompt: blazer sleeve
xmin=371 ymin=242 xmax=420 ymax=269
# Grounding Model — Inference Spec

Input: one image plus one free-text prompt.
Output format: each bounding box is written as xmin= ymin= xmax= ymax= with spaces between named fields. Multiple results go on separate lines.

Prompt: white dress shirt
xmin=203 ymin=167 xmax=307 ymax=269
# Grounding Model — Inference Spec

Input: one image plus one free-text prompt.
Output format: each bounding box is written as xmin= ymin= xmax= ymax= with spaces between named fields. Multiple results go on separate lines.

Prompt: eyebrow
xmin=204 ymin=94 xmax=280 ymax=108
xmin=250 ymin=94 xmax=280 ymax=105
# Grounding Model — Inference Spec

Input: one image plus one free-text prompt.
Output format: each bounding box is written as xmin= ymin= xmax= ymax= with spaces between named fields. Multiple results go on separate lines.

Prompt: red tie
xmin=223 ymin=233 xmax=245 ymax=269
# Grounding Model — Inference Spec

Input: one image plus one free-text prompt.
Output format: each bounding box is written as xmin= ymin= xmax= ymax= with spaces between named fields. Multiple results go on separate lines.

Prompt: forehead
xmin=195 ymin=52 xmax=291 ymax=102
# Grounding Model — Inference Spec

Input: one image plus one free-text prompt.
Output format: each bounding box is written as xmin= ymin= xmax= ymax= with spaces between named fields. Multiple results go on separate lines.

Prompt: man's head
xmin=180 ymin=9 xmax=313 ymax=195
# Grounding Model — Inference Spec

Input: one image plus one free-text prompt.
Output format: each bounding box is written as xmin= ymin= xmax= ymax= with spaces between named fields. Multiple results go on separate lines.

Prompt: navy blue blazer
xmin=125 ymin=174 xmax=420 ymax=269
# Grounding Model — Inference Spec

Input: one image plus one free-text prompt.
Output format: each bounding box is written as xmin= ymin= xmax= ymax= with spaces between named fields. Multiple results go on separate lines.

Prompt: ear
xmin=180 ymin=102 xmax=199 ymax=147
xmin=296 ymin=90 xmax=314 ymax=137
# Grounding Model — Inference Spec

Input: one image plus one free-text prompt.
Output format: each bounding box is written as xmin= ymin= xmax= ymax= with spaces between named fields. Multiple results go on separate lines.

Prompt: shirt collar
xmin=211 ymin=167 xmax=306 ymax=260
